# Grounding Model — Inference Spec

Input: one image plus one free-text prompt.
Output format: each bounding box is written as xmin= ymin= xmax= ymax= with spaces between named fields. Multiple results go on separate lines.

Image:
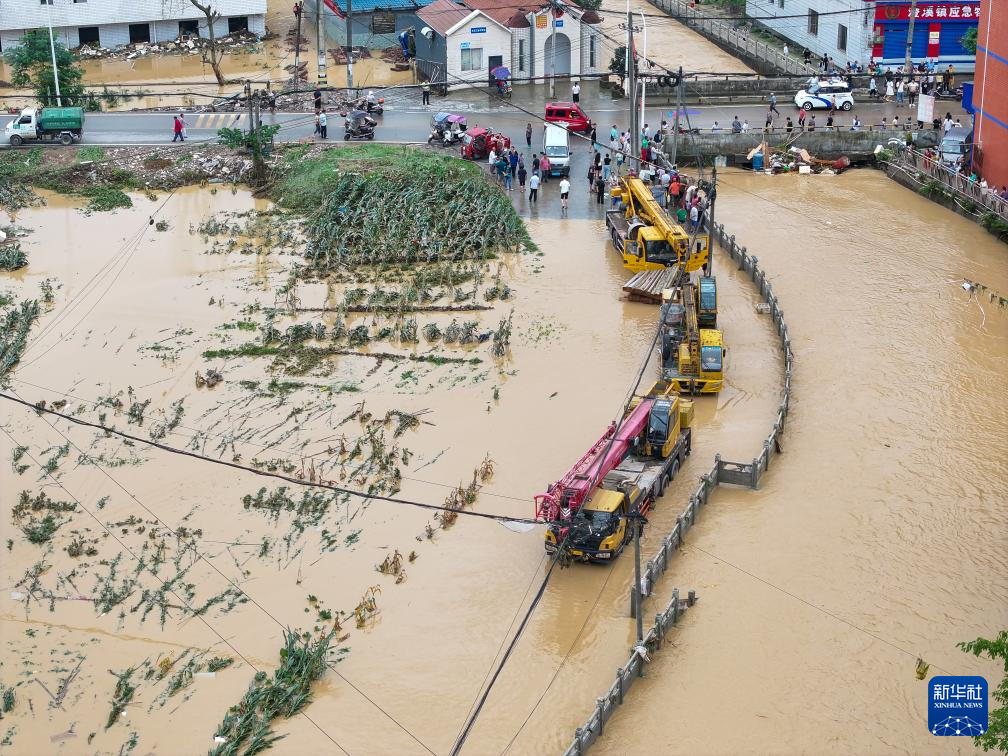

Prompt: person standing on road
xmin=172 ymin=114 xmax=184 ymax=142
xmin=540 ymin=153 xmax=551 ymax=183
xmin=517 ymin=157 xmax=527 ymax=190
xmin=602 ymin=152 xmax=611 ymax=181
xmin=313 ymin=87 xmax=322 ymax=112
xmin=572 ymin=81 xmax=581 ymax=103
xmin=884 ymin=78 xmax=895 ymax=102
xmin=769 ymin=92 xmax=779 ymax=115
xmin=908 ymin=78 xmax=918 ymax=106
xmin=797 ymin=108 xmax=806 ymax=129
xmin=587 ymin=161 xmax=596 ymax=192
xmin=559 ymin=176 xmax=571 ymax=214
xmin=896 ymin=78 xmax=905 ymax=105
xmin=785 ymin=116 xmax=794 ymax=133
xmin=731 ymin=115 xmax=743 ymax=133
xmin=314 ymin=111 xmax=321 ymax=136
xmin=528 ymin=172 xmax=540 ymax=204
xmin=319 ymin=109 xmax=328 ymax=139
xmin=595 ymin=173 xmax=606 ymax=205
xmin=178 ymin=113 xmax=189 ymax=140
xmin=525 ymin=122 xmax=532 ymax=149
xmin=765 ymin=109 xmax=774 ymax=130
xmin=509 ymin=148 xmax=519 ymax=179
xmin=808 ymin=114 xmax=816 ymax=131
xmin=783 ymin=43 xmax=789 ymax=58
xmin=869 ymin=76 xmax=878 ymax=99
xmin=422 ymin=82 xmax=431 ymax=105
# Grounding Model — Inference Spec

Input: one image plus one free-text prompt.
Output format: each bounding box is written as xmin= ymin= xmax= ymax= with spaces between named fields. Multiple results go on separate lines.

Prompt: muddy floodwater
xmin=1 ymin=167 xmax=1005 ymax=756
xmin=598 ymin=0 xmax=754 ymax=77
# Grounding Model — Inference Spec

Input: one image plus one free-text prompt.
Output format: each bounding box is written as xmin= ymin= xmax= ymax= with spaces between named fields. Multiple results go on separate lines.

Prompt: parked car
xmin=543 ymin=124 xmax=571 ymax=177
xmin=545 ymin=102 xmax=591 ymax=133
xmin=794 ymin=80 xmax=854 ymax=111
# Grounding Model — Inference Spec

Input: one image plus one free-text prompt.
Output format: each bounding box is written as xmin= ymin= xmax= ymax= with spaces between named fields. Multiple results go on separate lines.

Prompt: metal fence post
xmin=596 ymin=698 xmax=606 ymax=737
xmin=750 ymin=457 xmax=759 ymax=488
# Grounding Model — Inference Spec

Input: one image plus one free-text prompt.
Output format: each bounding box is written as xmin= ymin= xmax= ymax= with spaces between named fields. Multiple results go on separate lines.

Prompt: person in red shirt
xmin=172 ymin=115 xmax=184 ymax=142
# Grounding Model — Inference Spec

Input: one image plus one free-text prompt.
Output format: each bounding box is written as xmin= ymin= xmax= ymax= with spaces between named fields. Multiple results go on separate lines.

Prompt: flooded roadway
xmin=1 ymin=166 xmax=1005 ymax=755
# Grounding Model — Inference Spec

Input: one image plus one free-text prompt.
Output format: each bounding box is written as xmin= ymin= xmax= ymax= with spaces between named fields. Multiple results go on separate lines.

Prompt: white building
xmin=0 ymin=0 xmax=267 ymax=52
xmin=745 ymin=0 xmax=874 ymax=67
xmin=415 ymin=0 xmax=603 ymax=89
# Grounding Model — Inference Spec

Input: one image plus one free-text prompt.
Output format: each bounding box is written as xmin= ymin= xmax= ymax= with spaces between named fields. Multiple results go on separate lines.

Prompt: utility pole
xmin=293 ymin=2 xmax=303 ymax=75
xmin=631 ymin=505 xmax=644 ymax=643
xmin=904 ymin=0 xmax=919 ymax=78
xmin=707 ymin=165 xmax=716 ymax=278
xmin=638 ymin=9 xmax=647 ymax=138
xmin=550 ymin=4 xmax=557 ymax=100
xmin=625 ymin=1 xmax=639 ymax=164
xmin=670 ymin=65 xmax=683 ymax=167
xmin=45 ymin=2 xmax=62 ymax=106
xmin=316 ymin=0 xmax=327 ymax=85
xmin=347 ymin=0 xmax=354 ymax=91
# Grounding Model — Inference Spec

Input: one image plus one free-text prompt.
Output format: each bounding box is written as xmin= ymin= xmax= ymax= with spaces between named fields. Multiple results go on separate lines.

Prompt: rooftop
xmin=417 ymin=0 xmax=471 ymax=36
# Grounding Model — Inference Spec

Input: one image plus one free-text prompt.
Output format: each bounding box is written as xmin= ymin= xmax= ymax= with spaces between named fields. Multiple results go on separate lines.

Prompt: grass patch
xmin=77 ymin=146 xmax=106 ymax=162
xmin=0 ymin=244 xmax=28 ymax=272
xmin=82 ymin=186 xmax=132 ymax=213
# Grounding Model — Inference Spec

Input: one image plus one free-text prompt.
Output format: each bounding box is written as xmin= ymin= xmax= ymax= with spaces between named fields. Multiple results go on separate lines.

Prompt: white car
xmin=794 ymin=81 xmax=854 ymax=111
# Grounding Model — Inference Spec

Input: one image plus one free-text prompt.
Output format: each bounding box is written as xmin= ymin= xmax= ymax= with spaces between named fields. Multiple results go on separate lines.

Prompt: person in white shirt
xmin=559 ymin=176 xmax=571 ymax=213
xmin=571 ymin=82 xmax=581 ymax=103
xmin=528 ymin=172 xmax=540 ymax=204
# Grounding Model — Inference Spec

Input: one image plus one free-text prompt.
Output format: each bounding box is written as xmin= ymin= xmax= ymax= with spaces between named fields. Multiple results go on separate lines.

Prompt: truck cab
xmin=565 ymin=484 xmax=641 ymax=561
xmin=697 ymin=276 xmax=717 ymax=327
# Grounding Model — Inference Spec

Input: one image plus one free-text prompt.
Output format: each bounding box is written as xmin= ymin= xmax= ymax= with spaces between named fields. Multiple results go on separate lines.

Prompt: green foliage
xmin=961 ymin=27 xmax=978 ymax=54
xmin=3 ymin=30 xmax=86 ymax=106
xmin=77 ymin=146 xmax=105 ymax=162
xmin=21 ymin=514 xmax=59 ymax=544
xmin=0 ymin=244 xmax=29 ymax=272
xmin=218 ymin=124 xmax=281 ymax=177
xmin=609 ymin=45 xmax=627 ymax=78
xmin=980 ymin=212 xmax=1008 ymax=242
xmin=106 ymin=666 xmax=138 ymax=729
xmin=874 ymin=148 xmax=894 ymax=163
xmin=210 ymin=628 xmax=339 ymax=756
xmin=81 ymin=185 xmax=132 ymax=213
xmin=958 ymin=631 xmax=1008 ymax=752
xmin=1 ymin=299 xmax=41 ymax=379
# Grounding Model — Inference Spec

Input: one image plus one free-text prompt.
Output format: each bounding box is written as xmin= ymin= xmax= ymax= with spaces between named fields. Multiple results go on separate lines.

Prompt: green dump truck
xmin=5 ymin=107 xmax=85 ymax=146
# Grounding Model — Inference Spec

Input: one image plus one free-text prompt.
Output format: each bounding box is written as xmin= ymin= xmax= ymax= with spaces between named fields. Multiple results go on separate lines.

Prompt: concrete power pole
xmin=45 ymin=3 xmax=63 ymax=106
xmin=293 ymin=2 xmax=303 ymax=75
xmin=550 ymin=6 xmax=557 ymax=100
xmin=316 ymin=0 xmax=327 ymax=85
xmin=347 ymin=0 xmax=354 ymax=90
xmin=627 ymin=2 xmax=639 ymax=163
xmin=904 ymin=0 xmax=919 ymax=76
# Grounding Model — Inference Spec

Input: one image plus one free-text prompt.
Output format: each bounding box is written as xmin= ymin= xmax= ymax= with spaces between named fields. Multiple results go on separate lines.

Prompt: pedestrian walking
xmin=172 ymin=114 xmax=184 ymax=142
xmin=319 ymin=109 xmax=328 ymax=139
xmin=422 ymin=82 xmax=431 ymax=105
xmin=525 ymin=122 xmax=532 ymax=149
xmin=785 ymin=116 xmax=794 ymax=133
xmin=884 ymin=78 xmax=895 ymax=101
xmin=572 ymin=81 xmax=581 ymax=103
xmin=313 ymin=87 xmax=322 ymax=112
xmin=798 ymin=108 xmax=806 ymax=128
xmin=610 ymin=124 xmax=618 ymax=143
xmin=178 ymin=112 xmax=189 ymax=139
xmin=528 ymin=172 xmax=540 ymax=204
xmin=769 ymin=92 xmax=779 ymax=115
xmin=313 ymin=112 xmax=321 ymax=136
xmin=590 ymin=121 xmax=597 ymax=149
xmin=765 ymin=109 xmax=773 ymax=130
xmin=559 ymin=176 xmax=571 ymax=214
xmin=869 ymin=77 xmax=878 ymax=99
xmin=587 ymin=162 xmax=595 ymax=191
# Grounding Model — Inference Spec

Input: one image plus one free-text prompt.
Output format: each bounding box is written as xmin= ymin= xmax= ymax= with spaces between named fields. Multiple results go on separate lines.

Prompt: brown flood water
xmin=597 ymin=0 xmax=754 ymax=77
xmin=1 ymin=167 xmax=1005 ymax=756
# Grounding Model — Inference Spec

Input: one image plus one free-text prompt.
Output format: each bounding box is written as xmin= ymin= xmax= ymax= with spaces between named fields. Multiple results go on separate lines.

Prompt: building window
xmin=808 ymin=9 xmax=819 ymax=36
xmin=179 ymin=19 xmax=200 ymax=37
xmin=589 ymin=35 xmax=596 ymax=68
xmin=39 ymin=0 xmax=53 ymax=5
xmin=779 ymin=0 xmax=784 ymax=7
xmin=228 ymin=16 xmax=249 ymax=33
xmin=78 ymin=26 xmax=100 ymax=46
xmin=837 ymin=23 xmax=847 ymax=51
xmin=74 ymin=0 xmax=87 ymax=3
xmin=129 ymin=23 xmax=151 ymax=44
xmin=461 ymin=47 xmax=483 ymax=71
xmin=518 ymin=39 xmax=525 ymax=71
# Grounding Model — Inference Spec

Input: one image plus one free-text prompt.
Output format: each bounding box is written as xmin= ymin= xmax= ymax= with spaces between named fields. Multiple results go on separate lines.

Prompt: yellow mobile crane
xmin=607 ymin=177 xmax=709 ymax=274
xmin=659 ymin=277 xmax=724 ymax=394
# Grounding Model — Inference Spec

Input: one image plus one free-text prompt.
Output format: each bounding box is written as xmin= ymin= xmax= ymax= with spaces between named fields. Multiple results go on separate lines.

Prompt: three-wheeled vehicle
xmin=344 ymin=109 xmax=377 ymax=140
xmin=428 ymin=112 xmax=468 ymax=145
xmin=460 ymin=127 xmax=510 ymax=160
xmin=491 ymin=66 xmax=512 ymax=98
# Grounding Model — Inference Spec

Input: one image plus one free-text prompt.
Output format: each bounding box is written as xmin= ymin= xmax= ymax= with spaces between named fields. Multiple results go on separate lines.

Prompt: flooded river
xmin=1 ymin=167 xmax=1005 ymax=755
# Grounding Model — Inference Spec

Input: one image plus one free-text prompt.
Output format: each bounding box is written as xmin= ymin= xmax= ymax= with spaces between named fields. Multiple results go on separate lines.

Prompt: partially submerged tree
xmin=958 ymin=630 xmax=1008 ymax=753
xmin=3 ymin=30 xmax=86 ymax=106
xmin=189 ymin=0 xmax=227 ymax=85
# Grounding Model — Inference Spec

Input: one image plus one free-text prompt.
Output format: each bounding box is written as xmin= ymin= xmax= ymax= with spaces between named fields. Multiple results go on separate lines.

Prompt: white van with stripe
xmin=794 ymin=80 xmax=854 ymax=111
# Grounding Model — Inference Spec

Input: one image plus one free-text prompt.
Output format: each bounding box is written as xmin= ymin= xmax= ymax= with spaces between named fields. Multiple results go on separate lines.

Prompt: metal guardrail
xmin=650 ymin=0 xmax=813 ymax=77
xmin=886 ymin=146 xmax=1008 ymax=223
xmin=562 ymin=222 xmax=795 ymax=755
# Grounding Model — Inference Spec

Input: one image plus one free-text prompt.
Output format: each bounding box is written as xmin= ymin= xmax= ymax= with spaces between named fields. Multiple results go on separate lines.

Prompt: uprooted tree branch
xmin=189 ymin=0 xmax=227 ymax=85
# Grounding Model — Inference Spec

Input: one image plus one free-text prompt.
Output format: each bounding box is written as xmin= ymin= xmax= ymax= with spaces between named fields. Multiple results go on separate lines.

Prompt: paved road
xmin=0 ymin=97 xmax=968 ymax=148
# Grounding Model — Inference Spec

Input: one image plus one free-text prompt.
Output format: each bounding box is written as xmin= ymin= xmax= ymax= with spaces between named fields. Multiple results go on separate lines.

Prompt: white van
xmin=543 ymin=124 xmax=572 ymax=177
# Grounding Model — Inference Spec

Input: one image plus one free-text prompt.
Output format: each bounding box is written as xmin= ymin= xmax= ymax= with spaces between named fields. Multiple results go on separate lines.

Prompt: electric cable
xmin=0 ymin=391 xmax=541 ymax=527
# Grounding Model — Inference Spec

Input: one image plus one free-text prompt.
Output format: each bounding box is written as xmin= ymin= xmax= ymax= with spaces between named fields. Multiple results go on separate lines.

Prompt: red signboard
xmin=874 ymin=3 xmax=981 ymax=22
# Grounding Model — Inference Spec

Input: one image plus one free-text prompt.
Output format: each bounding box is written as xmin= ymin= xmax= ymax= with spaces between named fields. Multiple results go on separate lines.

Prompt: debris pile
xmin=72 ymin=31 xmax=262 ymax=61
xmin=748 ymin=141 xmax=851 ymax=175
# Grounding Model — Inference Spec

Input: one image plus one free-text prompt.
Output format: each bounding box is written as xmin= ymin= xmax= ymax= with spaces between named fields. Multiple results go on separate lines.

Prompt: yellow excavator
xmin=660 ymin=278 xmax=724 ymax=394
xmin=606 ymin=177 xmax=709 ymax=273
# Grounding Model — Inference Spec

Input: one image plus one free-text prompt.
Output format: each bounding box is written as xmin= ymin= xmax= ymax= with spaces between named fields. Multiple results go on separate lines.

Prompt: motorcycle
xmin=344 ymin=110 xmax=377 ymax=140
xmin=356 ymin=92 xmax=385 ymax=115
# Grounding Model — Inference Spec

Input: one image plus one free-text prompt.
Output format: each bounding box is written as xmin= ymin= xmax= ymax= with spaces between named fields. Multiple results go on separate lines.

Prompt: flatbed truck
xmin=537 ymin=382 xmax=693 ymax=562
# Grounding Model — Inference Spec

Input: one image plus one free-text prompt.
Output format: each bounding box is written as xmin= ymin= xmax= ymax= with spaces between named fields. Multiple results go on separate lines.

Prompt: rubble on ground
xmin=72 ymin=31 xmax=264 ymax=61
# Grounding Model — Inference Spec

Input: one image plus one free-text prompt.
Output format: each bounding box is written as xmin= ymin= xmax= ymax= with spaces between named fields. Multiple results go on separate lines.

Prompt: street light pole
xmin=45 ymin=2 xmax=62 ymax=106
xmin=347 ymin=0 xmax=355 ymax=90
xmin=317 ymin=0 xmax=327 ymax=85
